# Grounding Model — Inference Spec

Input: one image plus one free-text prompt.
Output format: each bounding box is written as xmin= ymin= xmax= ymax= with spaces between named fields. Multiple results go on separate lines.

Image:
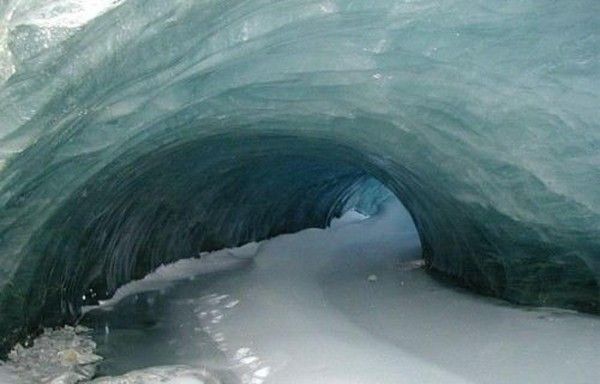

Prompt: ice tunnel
xmin=0 ymin=0 xmax=599 ymax=356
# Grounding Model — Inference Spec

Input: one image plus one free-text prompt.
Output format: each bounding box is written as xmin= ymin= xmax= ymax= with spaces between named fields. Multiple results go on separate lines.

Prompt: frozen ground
xmin=3 ymin=200 xmax=600 ymax=383
xmin=0 ymin=326 xmax=101 ymax=383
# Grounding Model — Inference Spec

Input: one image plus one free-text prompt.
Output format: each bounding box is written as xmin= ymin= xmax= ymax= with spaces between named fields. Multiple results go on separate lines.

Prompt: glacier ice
xmin=0 ymin=0 xmax=598 ymax=354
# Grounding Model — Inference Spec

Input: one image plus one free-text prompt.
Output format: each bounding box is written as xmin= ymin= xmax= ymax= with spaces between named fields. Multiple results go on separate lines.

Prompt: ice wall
xmin=0 ymin=0 xmax=598 ymax=353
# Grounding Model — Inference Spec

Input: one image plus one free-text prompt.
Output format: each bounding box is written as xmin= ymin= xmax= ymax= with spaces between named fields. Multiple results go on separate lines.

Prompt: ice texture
xmin=0 ymin=326 xmax=101 ymax=383
xmin=0 ymin=0 xmax=599 ymax=353
xmin=88 ymin=365 xmax=220 ymax=384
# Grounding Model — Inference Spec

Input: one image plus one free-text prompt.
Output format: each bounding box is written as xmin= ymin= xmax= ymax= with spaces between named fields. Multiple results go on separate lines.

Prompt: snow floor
xmin=3 ymin=199 xmax=600 ymax=383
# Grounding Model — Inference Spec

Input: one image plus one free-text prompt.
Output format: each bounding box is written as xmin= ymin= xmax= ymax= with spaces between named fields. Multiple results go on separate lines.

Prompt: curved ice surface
xmin=0 ymin=0 xmax=599 ymax=352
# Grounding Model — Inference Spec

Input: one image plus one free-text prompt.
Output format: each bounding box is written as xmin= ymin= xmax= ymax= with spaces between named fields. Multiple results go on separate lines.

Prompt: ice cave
xmin=0 ymin=0 xmax=598 ymax=383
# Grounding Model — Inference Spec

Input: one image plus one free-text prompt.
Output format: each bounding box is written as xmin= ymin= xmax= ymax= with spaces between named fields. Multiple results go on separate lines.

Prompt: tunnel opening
xmin=1 ymin=120 xmax=598 ymax=365
xmin=2 ymin=123 xmax=599 ymax=361
xmin=0 ymin=0 xmax=599 ymax=381
xmin=0 ymin=131 xmax=425 ymax=357
xmin=76 ymin=163 xmax=421 ymax=380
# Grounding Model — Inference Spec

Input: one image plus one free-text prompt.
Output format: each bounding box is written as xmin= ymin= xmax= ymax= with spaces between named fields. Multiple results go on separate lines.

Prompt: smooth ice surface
xmin=80 ymin=200 xmax=600 ymax=384
xmin=0 ymin=0 xmax=599 ymax=351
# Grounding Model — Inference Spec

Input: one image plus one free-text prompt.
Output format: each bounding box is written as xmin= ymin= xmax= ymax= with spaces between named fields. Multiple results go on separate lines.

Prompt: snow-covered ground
xmin=0 ymin=326 xmax=102 ymax=383
xmin=3 ymin=199 xmax=600 ymax=383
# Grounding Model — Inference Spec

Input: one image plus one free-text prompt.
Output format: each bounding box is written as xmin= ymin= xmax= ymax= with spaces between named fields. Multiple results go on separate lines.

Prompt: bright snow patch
xmin=81 ymin=242 xmax=260 ymax=314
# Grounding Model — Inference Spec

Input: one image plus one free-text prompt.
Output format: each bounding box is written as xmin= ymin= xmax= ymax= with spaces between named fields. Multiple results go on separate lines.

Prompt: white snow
xmin=188 ymin=199 xmax=469 ymax=384
xmin=81 ymin=242 xmax=259 ymax=314
xmin=170 ymin=199 xmax=599 ymax=383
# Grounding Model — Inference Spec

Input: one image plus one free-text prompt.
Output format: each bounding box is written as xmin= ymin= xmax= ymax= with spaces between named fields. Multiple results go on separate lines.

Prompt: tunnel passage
xmin=0 ymin=132 xmax=414 ymax=353
xmin=1 ymin=128 xmax=599 ymax=356
xmin=26 ymin=134 xmax=396 ymax=318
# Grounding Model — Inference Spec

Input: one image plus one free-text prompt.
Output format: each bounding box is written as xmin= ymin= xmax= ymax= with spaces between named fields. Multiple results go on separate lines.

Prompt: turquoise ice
xmin=0 ymin=0 xmax=598 ymax=353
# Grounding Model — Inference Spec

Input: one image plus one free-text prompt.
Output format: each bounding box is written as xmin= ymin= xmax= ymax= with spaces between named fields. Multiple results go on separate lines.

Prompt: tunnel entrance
xmin=3 ymin=132 xmax=423 ymax=350
xmin=0 ymin=132 xmax=431 ymax=382
xmin=79 ymin=177 xmax=421 ymax=380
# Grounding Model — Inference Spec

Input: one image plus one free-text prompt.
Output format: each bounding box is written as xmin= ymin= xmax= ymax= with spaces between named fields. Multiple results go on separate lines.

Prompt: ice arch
xmin=0 ymin=0 xmax=599 ymax=353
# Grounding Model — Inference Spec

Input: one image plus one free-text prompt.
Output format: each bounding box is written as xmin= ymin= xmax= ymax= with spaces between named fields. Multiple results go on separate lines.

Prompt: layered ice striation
xmin=0 ymin=0 xmax=598 ymax=353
